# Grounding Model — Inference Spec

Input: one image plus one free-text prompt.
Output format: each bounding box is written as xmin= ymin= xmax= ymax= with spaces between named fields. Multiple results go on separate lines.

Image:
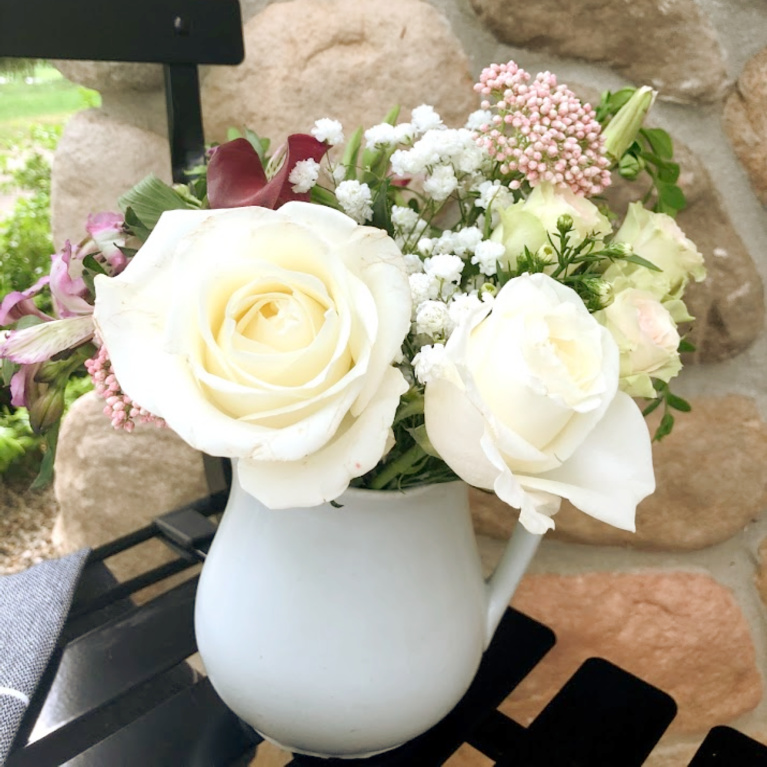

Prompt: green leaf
xmin=678 ymin=338 xmax=696 ymax=353
xmin=341 ymin=126 xmax=363 ymax=179
xmin=245 ymin=128 xmax=270 ymax=164
xmin=123 ymin=207 xmax=151 ymax=242
xmin=29 ymin=418 xmax=59 ymax=490
xmin=641 ymin=127 xmax=674 ymax=159
xmin=2 ymin=357 xmax=16 ymax=387
xmin=118 ymin=174 xmax=197 ymax=230
xmin=226 ymin=127 xmax=242 ymax=141
xmin=310 ymin=185 xmax=342 ymax=210
xmin=657 ymin=182 xmax=686 ymax=212
xmin=666 ymin=393 xmax=691 ymax=412
xmin=623 ymin=253 xmax=662 ymax=271
xmin=371 ymin=179 xmax=393 ymax=235
xmin=642 ymin=396 xmax=663 ymax=417
xmin=383 ymin=105 xmax=401 ymax=126
xmin=654 ymin=412 xmax=675 ymax=441
xmin=656 ymin=162 xmax=680 ymax=184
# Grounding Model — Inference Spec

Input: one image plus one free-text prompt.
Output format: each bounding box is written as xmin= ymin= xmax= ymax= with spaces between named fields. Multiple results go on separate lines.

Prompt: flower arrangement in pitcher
xmin=0 ymin=60 xmax=705 ymax=534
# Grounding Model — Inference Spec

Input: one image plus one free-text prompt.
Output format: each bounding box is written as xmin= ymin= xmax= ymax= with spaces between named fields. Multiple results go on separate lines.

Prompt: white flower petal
xmin=237 ymin=366 xmax=409 ymax=507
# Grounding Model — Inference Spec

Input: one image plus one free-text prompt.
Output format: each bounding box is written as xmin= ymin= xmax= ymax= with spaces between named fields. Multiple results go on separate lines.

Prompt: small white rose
xmin=491 ymin=181 xmax=612 ymax=270
xmin=595 ymin=288 xmax=682 ymax=399
xmin=424 ymin=272 xmax=654 ymax=534
xmin=93 ymin=203 xmax=411 ymax=508
xmin=614 ymin=202 xmax=705 ymax=298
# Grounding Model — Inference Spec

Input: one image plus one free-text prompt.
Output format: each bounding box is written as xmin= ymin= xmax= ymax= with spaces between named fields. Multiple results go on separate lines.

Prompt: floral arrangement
xmin=0 ymin=60 xmax=705 ymax=534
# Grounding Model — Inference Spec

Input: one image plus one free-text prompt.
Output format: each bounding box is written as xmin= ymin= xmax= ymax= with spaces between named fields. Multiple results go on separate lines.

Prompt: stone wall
xmin=50 ymin=1 xmax=767 ymax=764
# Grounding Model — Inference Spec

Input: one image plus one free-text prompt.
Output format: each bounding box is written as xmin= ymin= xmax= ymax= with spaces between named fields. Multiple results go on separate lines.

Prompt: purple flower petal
xmin=9 ymin=363 xmax=40 ymax=408
xmin=1 ymin=315 xmax=94 ymax=364
xmin=50 ymin=242 xmax=92 ymax=318
xmin=0 ymin=276 xmax=52 ymax=326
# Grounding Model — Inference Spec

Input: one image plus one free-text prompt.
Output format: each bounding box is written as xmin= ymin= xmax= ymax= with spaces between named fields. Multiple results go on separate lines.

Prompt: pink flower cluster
xmin=85 ymin=346 xmax=165 ymax=432
xmin=473 ymin=61 xmax=611 ymax=197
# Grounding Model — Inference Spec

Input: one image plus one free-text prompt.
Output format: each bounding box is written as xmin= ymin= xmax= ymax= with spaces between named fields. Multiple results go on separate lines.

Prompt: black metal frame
xmin=0 ymin=0 xmax=244 ymax=182
xmin=6 ymin=494 xmax=767 ymax=766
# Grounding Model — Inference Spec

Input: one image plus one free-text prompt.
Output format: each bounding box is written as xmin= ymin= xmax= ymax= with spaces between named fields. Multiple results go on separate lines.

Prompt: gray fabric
xmin=0 ymin=549 xmax=90 ymax=764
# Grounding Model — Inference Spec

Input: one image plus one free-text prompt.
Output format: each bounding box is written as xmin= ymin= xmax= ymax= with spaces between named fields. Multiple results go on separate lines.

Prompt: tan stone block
xmin=51 ymin=110 xmax=171 ymax=248
xmin=470 ymin=0 xmax=727 ymax=104
xmin=53 ymin=61 xmax=164 ymax=92
xmin=249 ymin=741 xmax=292 ymax=767
xmin=757 ymin=538 xmax=767 ymax=609
xmin=202 ymin=0 xmax=476 ymax=146
xmin=724 ymin=47 xmax=767 ymax=207
xmin=472 ymin=395 xmax=767 ymax=550
xmin=506 ymin=572 xmax=762 ymax=734
xmin=53 ymin=392 xmax=209 ymax=582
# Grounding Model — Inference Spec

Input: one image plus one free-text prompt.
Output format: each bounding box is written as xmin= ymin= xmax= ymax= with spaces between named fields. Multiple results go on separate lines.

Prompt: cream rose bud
xmin=93 ymin=203 xmax=412 ymax=508
xmin=595 ymin=288 xmax=682 ymax=399
xmin=424 ymin=272 xmax=654 ymax=534
xmin=490 ymin=181 xmax=612 ymax=269
xmin=615 ymin=202 xmax=705 ymax=298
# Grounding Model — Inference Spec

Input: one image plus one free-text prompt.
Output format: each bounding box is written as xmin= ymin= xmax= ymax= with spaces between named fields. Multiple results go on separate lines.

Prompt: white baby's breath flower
xmin=447 ymin=291 xmax=483 ymax=332
xmin=474 ymin=179 xmax=514 ymax=211
xmin=409 ymin=272 xmax=439 ymax=308
xmin=312 ymin=118 xmax=344 ymax=146
xmin=416 ymin=300 xmax=450 ymax=337
xmin=465 ymin=109 xmax=493 ymax=131
xmin=331 ymin=164 xmax=347 ymax=184
xmin=403 ymin=253 xmax=425 ymax=275
xmin=424 ymin=254 xmax=464 ymax=284
xmin=417 ymin=238 xmax=435 ymax=256
xmin=471 ymin=240 xmax=506 ymax=276
xmin=391 ymin=205 xmax=420 ymax=230
xmin=335 ymin=180 xmax=373 ymax=223
xmin=452 ymin=227 xmax=483 ymax=256
xmin=288 ymin=159 xmax=320 ymax=194
xmin=364 ymin=123 xmax=399 ymax=149
xmin=411 ymin=105 xmax=443 ymax=135
xmin=423 ymin=165 xmax=458 ymax=201
xmin=412 ymin=343 xmax=448 ymax=384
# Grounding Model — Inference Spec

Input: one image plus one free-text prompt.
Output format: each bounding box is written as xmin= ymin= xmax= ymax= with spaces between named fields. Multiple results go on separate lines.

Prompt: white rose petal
xmin=94 ymin=203 xmax=412 ymax=508
xmin=424 ymin=272 xmax=654 ymax=533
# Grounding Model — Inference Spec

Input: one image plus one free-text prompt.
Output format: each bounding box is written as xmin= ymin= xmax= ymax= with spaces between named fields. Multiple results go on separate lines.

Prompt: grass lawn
xmin=0 ymin=63 xmax=100 ymax=145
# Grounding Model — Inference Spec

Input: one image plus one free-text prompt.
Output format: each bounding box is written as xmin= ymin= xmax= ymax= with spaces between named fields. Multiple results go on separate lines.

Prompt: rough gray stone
xmin=53 ymin=392 xmax=209 ymax=583
xmin=52 ymin=60 xmax=164 ymax=92
xmin=51 ymin=110 xmax=171 ymax=248
xmin=201 ymin=0 xmax=477 ymax=146
xmin=470 ymin=0 xmax=728 ymax=103
xmin=724 ymin=46 xmax=767 ymax=207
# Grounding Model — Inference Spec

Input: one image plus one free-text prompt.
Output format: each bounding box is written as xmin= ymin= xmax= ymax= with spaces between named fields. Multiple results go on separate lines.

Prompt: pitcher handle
xmin=484 ymin=521 xmax=544 ymax=647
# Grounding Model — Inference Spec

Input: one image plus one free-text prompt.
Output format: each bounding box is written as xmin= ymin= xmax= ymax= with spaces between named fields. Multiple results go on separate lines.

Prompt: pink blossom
xmin=0 ymin=276 xmax=52 ymax=326
xmin=85 ymin=212 xmax=128 ymax=272
xmin=473 ymin=61 xmax=611 ymax=197
xmin=49 ymin=241 xmax=92 ymax=318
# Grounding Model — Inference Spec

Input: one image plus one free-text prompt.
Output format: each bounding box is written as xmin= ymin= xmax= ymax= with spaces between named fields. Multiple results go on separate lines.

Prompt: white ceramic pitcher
xmin=194 ymin=464 xmax=542 ymax=758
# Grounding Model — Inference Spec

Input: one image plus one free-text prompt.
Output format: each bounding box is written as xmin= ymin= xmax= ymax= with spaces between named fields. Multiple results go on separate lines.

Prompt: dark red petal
xmin=207 ymin=138 xmax=269 ymax=209
xmin=271 ymin=134 xmax=331 ymax=208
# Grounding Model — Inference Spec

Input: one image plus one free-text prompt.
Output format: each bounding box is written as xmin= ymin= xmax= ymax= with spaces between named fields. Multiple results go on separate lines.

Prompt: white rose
xmin=595 ymin=288 xmax=682 ymax=399
xmin=491 ymin=181 xmax=612 ymax=269
xmin=424 ymin=273 xmax=654 ymax=534
xmin=614 ymin=202 xmax=705 ymax=298
xmin=93 ymin=203 xmax=411 ymax=508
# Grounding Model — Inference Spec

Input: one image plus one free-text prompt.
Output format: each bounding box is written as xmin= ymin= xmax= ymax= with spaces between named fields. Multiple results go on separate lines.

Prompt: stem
xmin=369 ymin=443 xmax=425 ymax=490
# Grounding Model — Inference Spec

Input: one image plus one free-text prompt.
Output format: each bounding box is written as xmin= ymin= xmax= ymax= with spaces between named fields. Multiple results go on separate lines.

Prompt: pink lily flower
xmin=207 ymin=135 xmax=329 ymax=210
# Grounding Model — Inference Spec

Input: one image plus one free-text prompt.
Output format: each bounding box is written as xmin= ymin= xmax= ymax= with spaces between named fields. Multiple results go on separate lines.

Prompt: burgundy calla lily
xmin=207 ymin=135 xmax=329 ymax=210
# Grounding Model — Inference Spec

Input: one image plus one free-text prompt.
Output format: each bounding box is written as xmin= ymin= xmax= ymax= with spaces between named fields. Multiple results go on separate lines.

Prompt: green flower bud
xmin=556 ymin=214 xmax=574 ymax=234
xmin=28 ymin=384 xmax=66 ymax=434
xmin=579 ymin=276 xmax=614 ymax=312
xmin=602 ymin=86 xmax=657 ymax=163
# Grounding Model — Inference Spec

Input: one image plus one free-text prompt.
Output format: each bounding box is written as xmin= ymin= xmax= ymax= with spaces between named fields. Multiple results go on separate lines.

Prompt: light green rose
xmin=613 ymin=202 xmax=705 ymax=299
xmin=491 ymin=181 xmax=612 ymax=270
